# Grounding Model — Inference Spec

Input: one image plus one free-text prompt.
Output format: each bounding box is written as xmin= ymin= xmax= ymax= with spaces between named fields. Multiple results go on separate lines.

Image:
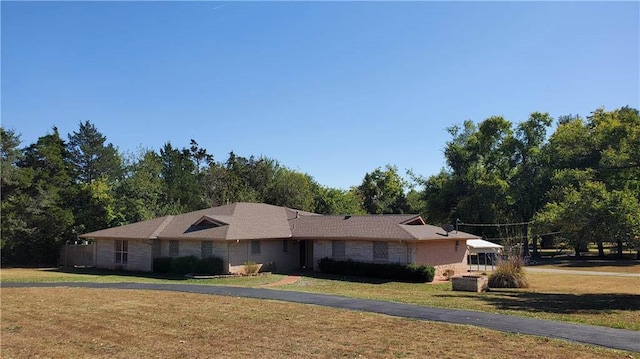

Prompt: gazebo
xmin=466 ymin=239 xmax=503 ymax=272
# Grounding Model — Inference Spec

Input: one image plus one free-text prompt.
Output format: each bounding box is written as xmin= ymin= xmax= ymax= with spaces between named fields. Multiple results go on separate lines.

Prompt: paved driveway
xmin=525 ymin=267 xmax=640 ymax=277
xmin=3 ymin=282 xmax=638 ymax=352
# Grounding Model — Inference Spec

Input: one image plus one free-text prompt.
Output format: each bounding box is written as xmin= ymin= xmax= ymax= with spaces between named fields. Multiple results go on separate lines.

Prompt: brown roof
xmin=290 ymin=215 xmax=420 ymax=239
xmin=400 ymin=224 xmax=479 ymax=241
xmin=80 ymin=202 xmax=478 ymax=241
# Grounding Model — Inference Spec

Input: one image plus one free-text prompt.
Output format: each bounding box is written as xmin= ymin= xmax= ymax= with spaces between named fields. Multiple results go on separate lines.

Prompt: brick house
xmin=80 ymin=202 xmax=478 ymax=278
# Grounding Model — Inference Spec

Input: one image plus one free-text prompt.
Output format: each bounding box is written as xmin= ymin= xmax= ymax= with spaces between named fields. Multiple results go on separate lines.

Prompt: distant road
xmin=525 ymin=267 xmax=640 ymax=277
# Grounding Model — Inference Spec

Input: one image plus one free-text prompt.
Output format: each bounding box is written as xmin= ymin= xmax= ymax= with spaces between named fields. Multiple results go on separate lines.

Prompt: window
xmin=251 ymin=240 xmax=261 ymax=255
xmin=282 ymin=240 xmax=289 ymax=253
xmin=332 ymin=241 xmax=346 ymax=258
xmin=114 ymin=240 xmax=128 ymax=265
xmin=169 ymin=240 xmax=179 ymax=257
xmin=201 ymin=241 xmax=213 ymax=258
xmin=373 ymin=241 xmax=389 ymax=262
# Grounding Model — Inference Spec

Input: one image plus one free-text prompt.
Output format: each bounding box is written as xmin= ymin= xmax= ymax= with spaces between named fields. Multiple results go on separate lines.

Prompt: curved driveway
xmin=2 ymin=281 xmax=638 ymax=353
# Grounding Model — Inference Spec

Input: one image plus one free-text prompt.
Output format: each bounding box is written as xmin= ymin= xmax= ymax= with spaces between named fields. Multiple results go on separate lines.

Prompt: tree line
xmin=1 ymin=106 xmax=639 ymax=265
xmin=415 ymin=106 xmax=639 ymax=258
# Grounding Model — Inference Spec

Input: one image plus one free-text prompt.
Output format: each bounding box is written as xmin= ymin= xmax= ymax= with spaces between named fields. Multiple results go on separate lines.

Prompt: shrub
xmin=443 ymin=268 xmax=456 ymax=281
xmin=153 ymin=257 xmax=172 ymax=274
xmin=488 ymin=255 xmax=529 ymax=288
xmin=154 ymin=256 xmax=225 ymax=275
xmin=192 ymin=256 xmax=224 ymax=275
xmin=318 ymin=258 xmax=435 ymax=283
xmin=170 ymin=255 xmax=198 ymax=275
xmin=244 ymin=261 xmax=260 ymax=275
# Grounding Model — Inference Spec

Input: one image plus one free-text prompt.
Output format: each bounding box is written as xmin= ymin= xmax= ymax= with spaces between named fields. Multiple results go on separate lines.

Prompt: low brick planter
xmin=452 ymin=275 xmax=488 ymax=293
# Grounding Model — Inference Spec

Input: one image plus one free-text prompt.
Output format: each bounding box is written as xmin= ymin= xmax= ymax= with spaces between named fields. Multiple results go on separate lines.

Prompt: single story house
xmin=80 ymin=202 xmax=479 ymax=278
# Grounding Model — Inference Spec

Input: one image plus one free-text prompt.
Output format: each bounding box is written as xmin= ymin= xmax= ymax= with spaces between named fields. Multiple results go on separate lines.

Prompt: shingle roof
xmin=290 ymin=215 xmax=420 ymax=239
xmin=80 ymin=202 xmax=478 ymax=241
xmin=399 ymin=224 xmax=479 ymax=241
xmin=80 ymin=215 xmax=175 ymax=239
xmin=81 ymin=203 xmax=302 ymax=240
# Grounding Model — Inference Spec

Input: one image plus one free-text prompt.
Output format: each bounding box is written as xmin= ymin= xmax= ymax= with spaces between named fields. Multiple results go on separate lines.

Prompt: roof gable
xmin=192 ymin=215 xmax=229 ymax=227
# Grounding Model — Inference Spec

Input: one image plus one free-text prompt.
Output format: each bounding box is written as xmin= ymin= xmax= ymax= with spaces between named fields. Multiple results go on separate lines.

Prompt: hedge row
xmin=318 ymin=257 xmax=435 ymax=283
xmin=153 ymin=255 xmax=224 ymax=275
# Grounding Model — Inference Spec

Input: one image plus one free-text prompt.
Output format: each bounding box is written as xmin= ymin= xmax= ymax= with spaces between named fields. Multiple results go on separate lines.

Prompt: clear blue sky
xmin=2 ymin=1 xmax=638 ymax=190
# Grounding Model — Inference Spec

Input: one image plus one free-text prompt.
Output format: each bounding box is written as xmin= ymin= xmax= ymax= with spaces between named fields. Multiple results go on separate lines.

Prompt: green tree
xmin=265 ymin=168 xmax=317 ymax=211
xmin=67 ymin=121 xmax=122 ymax=184
xmin=115 ymin=149 xmax=165 ymax=222
xmin=202 ymin=152 xmax=281 ymax=206
xmin=534 ymin=179 xmax=640 ymax=258
xmin=159 ymin=142 xmax=206 ymax=212
xmin=70 ymin=178 xmax=121 ymax=234
xmin=419 ymin=113 xmax=555 ymax=249
xmin=314 ymin=186 xmax=366 ymax=215
xmin=1 ymin=128 xmax=32 ymax=264
xmin=424 ymin=116 xmax=516 ymax=234
xmin=187 ymin=139 xmax=214 ymax=174
xmin=540 ymin=106 xmax=640 ymax=257
xmin=357 ymin=165 xmax=409 ymax=214
xmin=3 ymin=128 xmax=75 ymax=265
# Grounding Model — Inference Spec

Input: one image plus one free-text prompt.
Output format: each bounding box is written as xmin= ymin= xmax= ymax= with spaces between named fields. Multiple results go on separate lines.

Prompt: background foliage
xmin=2 ymin=106 xmax=639 ymax=265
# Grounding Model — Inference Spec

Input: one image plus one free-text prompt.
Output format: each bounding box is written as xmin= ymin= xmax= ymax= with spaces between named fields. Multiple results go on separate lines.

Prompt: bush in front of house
xmin=405 ymin=263 xmax=436 ymax=282
xmin=243 ymin=261 xmax=260 ymax=275
xmin=153 ymin=257 xmax=173 ymax=273
xmin=153 ymin=256 xmax=224 ymax=275
xmin=170 ymin=255 xmax=199 ymax=274
xmin=191 ymin=256 xmax=224 ymax=275
xmin=488 ymin=254 xmax=529 ymax=288
xmin=318 ymin=257 xmax=435 ymax=283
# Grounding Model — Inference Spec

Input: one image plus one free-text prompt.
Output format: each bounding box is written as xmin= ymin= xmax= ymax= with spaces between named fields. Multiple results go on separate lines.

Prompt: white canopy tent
xmin=466 ymin=239 xmax=503 ymax=271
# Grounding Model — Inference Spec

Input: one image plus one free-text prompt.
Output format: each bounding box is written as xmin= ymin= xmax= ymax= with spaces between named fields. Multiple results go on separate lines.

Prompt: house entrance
xmin=299 ymin=240 xmax=313 ymax=270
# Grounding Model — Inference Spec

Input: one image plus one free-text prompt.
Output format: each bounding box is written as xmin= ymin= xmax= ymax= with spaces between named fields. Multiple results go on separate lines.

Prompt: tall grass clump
xmin=488 ymin=254 xmax=529 ymax=288
xmin=243 ymin=261 xmax=260 ymax=275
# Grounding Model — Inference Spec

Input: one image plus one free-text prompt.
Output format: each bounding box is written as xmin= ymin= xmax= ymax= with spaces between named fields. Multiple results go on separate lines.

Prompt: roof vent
xmin=296 ymin=211 xmax=299 ymax=219
xmin=344 ymin=215 xmax=351 ymax=220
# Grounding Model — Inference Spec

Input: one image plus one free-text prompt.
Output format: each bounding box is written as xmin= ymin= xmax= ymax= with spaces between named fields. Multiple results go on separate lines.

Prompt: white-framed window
xmin=114 ymin=240 xmax=128 ymax=265
xmin=283 ymin=240 xmax=289 ymax=253
xmin=332 ymin=241 xmax=346 ymax=258
xmin=201 ymin=241 xmax=213 ymax=258
xmin=373 ymin=241 xmax=389 ymax=262
xmin=169 ymin=240 xmax=179 ymax=257
xmin=251 ymin=240 xmax=261 ymax=255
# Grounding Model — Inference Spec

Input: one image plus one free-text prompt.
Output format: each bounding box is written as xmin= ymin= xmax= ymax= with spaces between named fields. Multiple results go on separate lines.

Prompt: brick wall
xmin=413 ymin=240 xmax=468 ymax=278
xmin=228 ymin=239 xmax=299 ymax=274
xmin=95 ymin=238 xmax=152 ymax=272
xmin=312 ymin=240 xmax=410 ymax=270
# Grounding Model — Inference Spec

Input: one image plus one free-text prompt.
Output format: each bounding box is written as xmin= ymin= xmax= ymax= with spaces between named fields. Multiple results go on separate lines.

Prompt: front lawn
xmin=1 ymin=287 xmax=634 ymax=359
xmin=0 ymin=267 xmax=286 ymax=286
xmin=3 ymin=266 xmax=638 ymax=331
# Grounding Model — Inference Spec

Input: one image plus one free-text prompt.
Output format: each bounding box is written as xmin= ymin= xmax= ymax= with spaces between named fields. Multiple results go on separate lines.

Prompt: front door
xmin=299 ymin=240 xmax=307 ymax=269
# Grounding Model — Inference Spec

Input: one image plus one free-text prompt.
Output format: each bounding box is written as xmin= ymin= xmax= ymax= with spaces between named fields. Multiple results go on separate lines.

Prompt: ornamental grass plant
xmin=488 ymin=253 xmax=530 ymax=288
